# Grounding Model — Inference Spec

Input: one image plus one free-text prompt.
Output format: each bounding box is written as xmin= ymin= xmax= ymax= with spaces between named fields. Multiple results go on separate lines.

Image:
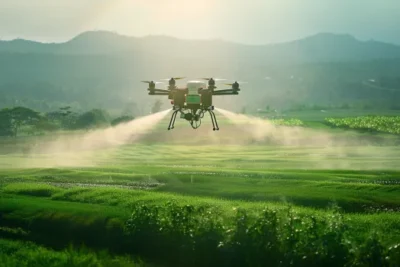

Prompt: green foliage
xmin=123 ymin=203 xmax=400 ymax=267
xmin=32 ymin=119 xmax=60 ymax=132
xmin=3 ymin=183 xmax=61 ymax=197
xmin=0 ymin=105 xmax=116 ymax=135
xmin=1 ymin=142 xmax=400 ymax=266
xmin=325 ymin=116 xmax=400 ymax=134
xmin=0 ymin=239 xmax=140 ymax=267
xmin=151 ymin=100 xmax=162 ymax=114
xmin=125 ymin=202 xmax=224 ymax=266
xmin=1 ymin=180 xmax=400 ymax=267
xmin=270 ymin=118 xmax=304 ymax=126
xmin=111 ymin=115 xmax=135 ymax=126
xmin=0 ymin=106 xmax=42 ymax=136
xmin=74 ymin=109 xmax=110 ymax=130
xmin=0 ymin=108 xmax=13 ymax=136
xmin=45 ymin=106 xmax=78 ymax=130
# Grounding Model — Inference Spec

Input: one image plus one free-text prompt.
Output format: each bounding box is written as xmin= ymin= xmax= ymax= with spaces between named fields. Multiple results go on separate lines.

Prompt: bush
xmin=111 ymin=116 xmax=134 ymax=126
xmin=74 ymin=109 xmax=110 ymax=130
xmin=123 ymin=203 xmax=399 ymax=267
xmin=325 ymin=116 xmax=400 ymax=134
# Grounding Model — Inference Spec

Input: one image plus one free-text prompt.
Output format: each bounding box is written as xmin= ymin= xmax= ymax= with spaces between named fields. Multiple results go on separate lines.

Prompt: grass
xmin=1 ymin=188 xmax=400 ymax=266
xmin=0 ymin=238 xmax=142 ymax=267
xmin=1 ymin=109 xmax=400 ymax=266
xmin=280 ymin=109 xmax=400 ymax=122
xmin=1 ymin=165 xmax=400 ymax=212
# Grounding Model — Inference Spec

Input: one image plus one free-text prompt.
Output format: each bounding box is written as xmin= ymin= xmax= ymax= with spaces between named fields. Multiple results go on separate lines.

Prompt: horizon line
xmin=0 ymin=30 xmax=397 ymax=47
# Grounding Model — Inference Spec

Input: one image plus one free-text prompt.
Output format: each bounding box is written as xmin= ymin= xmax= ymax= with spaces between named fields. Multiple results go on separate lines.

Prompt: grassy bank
xmin=1 ymin=182 xmax=400 ymax=266
xmin=0 ymin=238 xmax=142 ymax=267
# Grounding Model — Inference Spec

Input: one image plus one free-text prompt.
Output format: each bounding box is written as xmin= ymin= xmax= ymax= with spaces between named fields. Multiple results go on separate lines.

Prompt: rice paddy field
xmin=1 ymin=110 xmax=400 ymax=267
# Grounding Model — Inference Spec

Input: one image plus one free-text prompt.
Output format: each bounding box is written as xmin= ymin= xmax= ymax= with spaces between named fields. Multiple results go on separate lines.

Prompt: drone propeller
xmin=160 ymin=77 xmax=186 ymax=81
xmin=224 ymin=81 xmax=248 ymax=86
xmin=199 ymin=78 xmax=226 ymax=81
xmin=141 ymin=81 xmax=164 ymax=84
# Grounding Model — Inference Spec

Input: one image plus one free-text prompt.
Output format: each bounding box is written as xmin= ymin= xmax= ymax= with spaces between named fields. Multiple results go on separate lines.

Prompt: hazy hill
xmin=1 ymin=31 xmax=400 ymax=113
xmin=1 ymin=31 xmax=400 ymax=62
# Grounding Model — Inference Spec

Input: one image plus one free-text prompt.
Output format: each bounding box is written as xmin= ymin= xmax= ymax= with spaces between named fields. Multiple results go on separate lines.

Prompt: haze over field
xmin=1 ymin=108 xmax=398 ymax=171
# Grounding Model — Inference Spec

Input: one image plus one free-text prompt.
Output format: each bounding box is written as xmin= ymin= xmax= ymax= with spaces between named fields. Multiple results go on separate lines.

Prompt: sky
xmin=0 ymin=0 xmax=399 ymax=45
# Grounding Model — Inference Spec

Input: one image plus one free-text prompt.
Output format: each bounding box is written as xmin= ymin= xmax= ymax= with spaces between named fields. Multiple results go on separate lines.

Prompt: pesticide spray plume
xmin=215 ymin=108 xmax=398 ymax=170
xmin=17 ymin=109 xmax=171 ymax=168
xmin=216 ymin=108 xmax=334 ymax=146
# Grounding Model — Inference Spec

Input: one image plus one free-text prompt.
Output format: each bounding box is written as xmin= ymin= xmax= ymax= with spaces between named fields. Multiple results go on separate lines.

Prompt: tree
xmin=74 ymin=109 xmax=110 ymax=130
xmin=46 ymin=106 xmax=77 ymax=130
xmin=0 ymin=109 xmax=13 ymax=136
xmin=1 ymin=107 xmax=42 ymax=137
xmin=151 ymin=99 xmax=163 ymax=114
xmin=33 ymin=119 xmax=60 ymax=133
xmin=121 ymin=101 xmax=139 ymax=117
xmin=111 ymin=115 xmax=135 ymax=126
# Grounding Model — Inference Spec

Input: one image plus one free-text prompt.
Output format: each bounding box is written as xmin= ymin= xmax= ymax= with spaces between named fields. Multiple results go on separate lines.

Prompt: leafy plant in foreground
xmin=123 ymin=203 xmax=399 ymax=267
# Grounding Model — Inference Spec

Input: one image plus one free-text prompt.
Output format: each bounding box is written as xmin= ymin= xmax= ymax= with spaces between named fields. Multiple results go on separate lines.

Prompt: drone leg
xmin=171 ymin=110 xmax=179 ymax=129
xmin=211 ymin=111 xmax=220 ymax=131
xmin=208 ymin=110 xmax=218 ymax=131
xmin=208 ymin=110 xmax=215 ymax=130
xmin=168 ymin=110 xmax=178 ymax=130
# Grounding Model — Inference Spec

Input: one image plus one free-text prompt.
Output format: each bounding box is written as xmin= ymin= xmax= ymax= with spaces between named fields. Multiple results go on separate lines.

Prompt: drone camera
xmin=184 ymin=113 xmax=193 ymax=121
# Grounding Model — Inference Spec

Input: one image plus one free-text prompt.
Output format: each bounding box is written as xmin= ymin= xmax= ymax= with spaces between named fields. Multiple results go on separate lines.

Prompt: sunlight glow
xmin=86 ymin=0 xmax=217 ymax=39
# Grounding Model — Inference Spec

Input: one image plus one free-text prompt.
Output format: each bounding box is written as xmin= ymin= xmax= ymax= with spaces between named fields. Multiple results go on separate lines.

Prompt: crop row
xmin=4 ymin=198 xmax=398 ymax=267
xmin=325 ymin=116 xmax=400 ymax=134
xmin=125 ymin=202 xmax=400 ymax=267
xmin=270 ymin=118 xmax=304 ymax=126
xmin=2 ymin=182 xmax=400 ymax=267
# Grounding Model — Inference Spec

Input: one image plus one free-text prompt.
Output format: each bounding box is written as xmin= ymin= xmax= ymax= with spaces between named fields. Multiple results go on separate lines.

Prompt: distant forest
xmin=1 ymin=31 xmax=400 ymax=114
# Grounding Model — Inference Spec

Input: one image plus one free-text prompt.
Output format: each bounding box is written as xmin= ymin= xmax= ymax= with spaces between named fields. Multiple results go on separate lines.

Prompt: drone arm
xmin=148 ymin=89 xmax=170 ymax=93
xmin=212 ymin=89 xmax=239 ymax=95
xmin=148 ymin=92 xmax=170 ymax=95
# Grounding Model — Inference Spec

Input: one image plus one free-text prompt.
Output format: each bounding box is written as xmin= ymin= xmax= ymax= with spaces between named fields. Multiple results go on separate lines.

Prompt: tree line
xmin=0 ymin=106 xmax=135 ymax=137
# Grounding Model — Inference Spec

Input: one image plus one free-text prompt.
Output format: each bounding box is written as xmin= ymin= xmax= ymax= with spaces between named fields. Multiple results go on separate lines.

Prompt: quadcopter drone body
xmin=143 ymin=77 xmax=241 ymax=130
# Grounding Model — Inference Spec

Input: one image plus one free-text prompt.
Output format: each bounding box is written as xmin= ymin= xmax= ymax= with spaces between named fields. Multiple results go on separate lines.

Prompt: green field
xmin=1 ymin=111 xmax=400 ymax=266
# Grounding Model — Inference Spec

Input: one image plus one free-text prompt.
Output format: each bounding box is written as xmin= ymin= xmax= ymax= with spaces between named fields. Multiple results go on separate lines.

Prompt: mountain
xmin=273 ymin=33 xmax=400 ymax=62
xmin=1 ymin=31 xmax=400 ymax=63
xmin=1 ymin=31 xmax=400 ymax=113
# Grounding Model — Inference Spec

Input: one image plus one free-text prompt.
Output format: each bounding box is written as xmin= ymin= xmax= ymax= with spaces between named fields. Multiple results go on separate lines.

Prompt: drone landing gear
xmin=190 ymin=120 xmax=201 ymax=129
xmin=168 ymin=109 xmax=179 ymax=130
xmin=167 ymin=108 xmax=219 ymax=131
xmin=209 ymin=110 xmax=219 ymax=131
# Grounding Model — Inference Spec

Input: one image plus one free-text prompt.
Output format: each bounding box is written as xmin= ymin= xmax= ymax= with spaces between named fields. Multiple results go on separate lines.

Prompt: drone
xmin=142 ymin=77 xmax=241 ymax=130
